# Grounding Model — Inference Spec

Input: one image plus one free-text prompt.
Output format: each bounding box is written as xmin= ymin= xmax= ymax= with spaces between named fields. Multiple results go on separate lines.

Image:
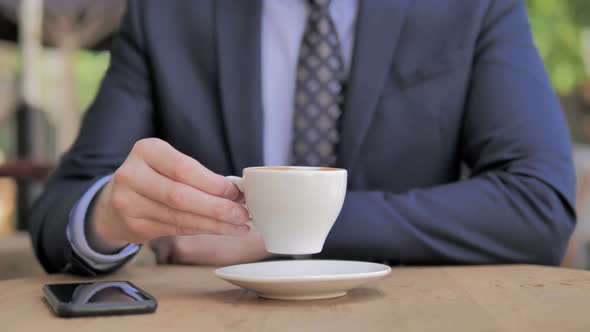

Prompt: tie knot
xmin=309 ymin=0 xmax=331 ymax=10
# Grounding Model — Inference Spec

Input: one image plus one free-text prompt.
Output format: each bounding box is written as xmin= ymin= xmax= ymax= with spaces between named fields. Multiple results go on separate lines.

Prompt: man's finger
xmin=112 ymin=184 xmax=250 ymax=236
xmin=114 ymin=160 xmax=250 ymax=225
xmin=133 ymin=138 xmax=240 ymax=200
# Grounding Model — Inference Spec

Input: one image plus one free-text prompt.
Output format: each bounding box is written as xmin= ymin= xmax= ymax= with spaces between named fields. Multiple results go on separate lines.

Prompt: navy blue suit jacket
xmin=30 ymin=0 xmax=576 ymax=275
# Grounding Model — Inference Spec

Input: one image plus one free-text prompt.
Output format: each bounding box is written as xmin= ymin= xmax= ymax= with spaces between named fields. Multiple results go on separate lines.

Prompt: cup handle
xmin=226 ymin=176 xmax=245 ymax=194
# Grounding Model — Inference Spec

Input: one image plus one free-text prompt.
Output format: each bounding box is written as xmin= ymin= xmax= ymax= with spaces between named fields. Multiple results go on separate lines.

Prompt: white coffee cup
xmin=227 ymin=166 xmax=347 ymax=255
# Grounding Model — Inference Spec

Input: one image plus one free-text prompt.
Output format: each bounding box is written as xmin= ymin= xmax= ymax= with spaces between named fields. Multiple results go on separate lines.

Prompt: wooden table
xmin=0 ymin=233 xmax=45 ymax=279
xmin=1 ymin=265 xmax=589 ymax=332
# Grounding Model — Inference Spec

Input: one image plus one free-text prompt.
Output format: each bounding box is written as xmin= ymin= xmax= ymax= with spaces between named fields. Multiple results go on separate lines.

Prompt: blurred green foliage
xmin=526 ymin=0 xmax=590 ymax=94
xmin=74 ymin=51 xmax=109 ymax=112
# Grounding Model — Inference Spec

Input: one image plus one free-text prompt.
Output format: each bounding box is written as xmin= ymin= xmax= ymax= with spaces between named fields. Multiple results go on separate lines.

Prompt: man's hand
xmin=89 ymin=138 xmax=250 ymax=250
xmin=149 ymin=232 xmax=271 ymax=266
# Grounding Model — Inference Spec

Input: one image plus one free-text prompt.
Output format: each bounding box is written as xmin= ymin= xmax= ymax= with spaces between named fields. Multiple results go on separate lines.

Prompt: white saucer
xmin=214 ymin=260 xmax=391 ymax=300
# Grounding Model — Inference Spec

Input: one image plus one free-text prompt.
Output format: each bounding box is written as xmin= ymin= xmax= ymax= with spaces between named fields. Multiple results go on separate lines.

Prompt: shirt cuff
xmin=67 ymin=174 xmax=140 ymax=271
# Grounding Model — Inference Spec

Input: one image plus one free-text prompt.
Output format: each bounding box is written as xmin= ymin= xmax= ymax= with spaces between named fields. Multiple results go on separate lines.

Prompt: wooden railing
xmin=0 ymin=159 xmax=53 ymax=180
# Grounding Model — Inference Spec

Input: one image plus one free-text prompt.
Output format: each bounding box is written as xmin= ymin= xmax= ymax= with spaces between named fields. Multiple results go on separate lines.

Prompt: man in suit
xmin=30 ymin=0 xmax=576 ymax=275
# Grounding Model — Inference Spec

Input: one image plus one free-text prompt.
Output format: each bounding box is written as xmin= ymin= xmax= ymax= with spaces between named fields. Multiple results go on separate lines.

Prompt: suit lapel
xmin=216 ymin=0 xmax=264 ymax=173
xmin=339 ymin=0 xmax=414 ymax=170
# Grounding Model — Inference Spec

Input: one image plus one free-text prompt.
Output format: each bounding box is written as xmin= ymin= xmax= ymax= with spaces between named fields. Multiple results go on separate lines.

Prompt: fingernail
xmin=232 ymin=224 xmax=250 ymax=235
xmin=224 ymin=184 xmax=240 ymax=200
xmin=231 ymin=206 xmax=248 ymax=224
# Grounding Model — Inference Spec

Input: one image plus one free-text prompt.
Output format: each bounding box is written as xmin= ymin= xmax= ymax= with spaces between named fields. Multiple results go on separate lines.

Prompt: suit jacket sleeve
xmin=318 ymin=1 xmax=576 ymax=265
xmin=29 ymin=0 xmax=154 ymax=275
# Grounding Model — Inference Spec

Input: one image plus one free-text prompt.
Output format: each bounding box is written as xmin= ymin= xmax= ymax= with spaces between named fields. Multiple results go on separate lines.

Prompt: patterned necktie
xmin=291 ymin=0 xmax=345 ymax=167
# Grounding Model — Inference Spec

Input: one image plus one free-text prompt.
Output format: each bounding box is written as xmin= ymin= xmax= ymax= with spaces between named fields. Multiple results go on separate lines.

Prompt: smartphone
xmin=43 ymin=281 xmax=157 ymax=318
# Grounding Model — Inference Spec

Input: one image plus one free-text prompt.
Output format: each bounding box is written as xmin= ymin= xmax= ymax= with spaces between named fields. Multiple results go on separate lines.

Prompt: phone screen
xmin=47 ymin=281 xmax=150 ymax=305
